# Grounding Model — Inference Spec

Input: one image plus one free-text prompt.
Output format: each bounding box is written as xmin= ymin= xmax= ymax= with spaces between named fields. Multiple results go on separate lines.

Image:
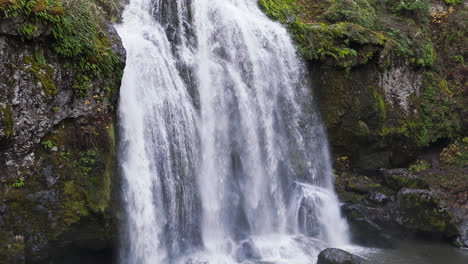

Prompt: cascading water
xmin=117 ymin=0 xmax=350 ymax=263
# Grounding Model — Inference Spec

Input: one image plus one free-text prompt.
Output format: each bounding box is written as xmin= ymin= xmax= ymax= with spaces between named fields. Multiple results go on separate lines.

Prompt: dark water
xmin=352 ymin=240 xmax=468 ymax=264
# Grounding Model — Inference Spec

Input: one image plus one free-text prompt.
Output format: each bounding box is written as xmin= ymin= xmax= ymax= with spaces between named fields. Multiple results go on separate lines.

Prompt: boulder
xmin=397 ymin=188 xmax=458 ymax=237
xmin=341 ymin=203 xmax=394 ymax=248
xmin=380 ymin=168 xmax=429 ymax=190
xmin=235 ymin=239 xmax=261 ymax=262
xmin=317 ymin=248 xmax=363 ymax=264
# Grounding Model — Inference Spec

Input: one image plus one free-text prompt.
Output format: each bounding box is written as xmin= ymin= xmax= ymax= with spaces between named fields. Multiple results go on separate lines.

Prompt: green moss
xmin=408 ymin=159 xmax=430 ymax=173
xmin=398 ymin=189 xmax=458 ymax=236
xmin=23 ymin=54 xmax=57 ymax=96
xmin=301 ymin=22 xmax=385 ymax=68
xmin=62 ymin=180 xmax=89 ymax=226
xmin=17 ymin=22 xmax=37 ymax=40
xmin=419 ymin=71 xmax=461 ymax=143
xmin=444 ymin=0 xmax=462 ymax=5
xmin=385 ymin=0 xmax=430 ymax=20
xmin=0 ymin=104 xmax=14 ymax=137
xmin=51 ymin=1 xmax=121 ymax=97
xmin=86 ymin=124 xmax=115 ymax=213
xmin=258 ymin=0 xmax=298 ymax=24
xmin=322 ymin=0 xmax=377 ymax=28
xmin=0 ymin=231 xmax=24 ymax=263
xmin=373 ymin=90 xmax=386 ymax=120
xmin=384 ymin=173 xmax=429 ymax=190
xmin=440 ymin=139 xmax=468 ymax=167
xmin=2 ymin=0 xmax=122 ymax=97
xmin=338 ymin=191 xmax=364 ymax=203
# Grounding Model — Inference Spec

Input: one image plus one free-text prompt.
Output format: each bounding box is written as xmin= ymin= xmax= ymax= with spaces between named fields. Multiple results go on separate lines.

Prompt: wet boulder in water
xmin=235 ymin=239 xmax=262 ymax=262
xmin=341 ymin=203 xmax=394 ymax=248
xmin=317 ymin=248 xmax=363 ymax=264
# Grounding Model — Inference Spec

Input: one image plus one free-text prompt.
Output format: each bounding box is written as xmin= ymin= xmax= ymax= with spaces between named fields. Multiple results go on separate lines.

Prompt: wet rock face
xmin=317 ymin=248 xmax=363 ymax=264
xmin=380 ymin=59 xmax=423 ymax=112
xmin=381 ymin=168 xmax=429 ymax=190
xmin=0 ymin=1 xmax=126 ymax=262
xmin=454 ymin=221 xmax=468 ymax=248
xmin=337 ymin=168 xmax=459 ymax=248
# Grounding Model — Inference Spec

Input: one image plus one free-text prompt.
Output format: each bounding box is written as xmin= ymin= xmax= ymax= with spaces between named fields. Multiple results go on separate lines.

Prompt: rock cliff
xmin=0 ymin=0 xmax=125 ymax=262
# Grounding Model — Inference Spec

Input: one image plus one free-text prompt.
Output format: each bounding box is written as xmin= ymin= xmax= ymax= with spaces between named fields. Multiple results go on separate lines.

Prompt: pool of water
xmin=349 ymin=239 xmax=468 ymax=264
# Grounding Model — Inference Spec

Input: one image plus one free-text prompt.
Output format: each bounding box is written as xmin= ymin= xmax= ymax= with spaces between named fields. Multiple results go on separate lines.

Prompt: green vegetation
xmin=398 ymin=189 xmax=458 ymax=236
xmin=0 ymin=104 xmax=14 ymax=137
xmin=444 ymin=0 xmax=463 ymax=5
xmin=52 ymin=2 xmax=121 ymax=97
xmin=24 ymin=53 xmax=57 ymax=96
xmin=440 ymin=139 xmax=468 ymax=166
xmin=17 ymin=22 xmax=37 ymax=40
xmin=322 ymin=0 xmax=377 ymax=28
xmin=419 ymin=72 xmax=461 ymax=144
xmin=41 ymin=139 xmax=52 ymax=149
xmin=385 ymin=0 xmax=430 ymax=20
xmin=5 ymin=177 xmax=24 ymax=188
xmin=409 ymin=159 xmax=430 ymax=173
xmin=1 ymin=0 xmax=122 ymax=98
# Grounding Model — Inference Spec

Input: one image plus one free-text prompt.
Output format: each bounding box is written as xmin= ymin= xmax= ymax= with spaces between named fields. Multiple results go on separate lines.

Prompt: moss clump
xmin=440 ymin=139 xmax=468 ymax=167
xmin=0 ymin=231 xmax=24 ymax=264
xmin=408 ymin=159 xmax=430 ymax=173
xmin=385 ymin=0 xmax=430 ymax=20
xmin=383 ymin=171 xmax=429 ymax=190
xmin=418 ymin=72 xmax=461 ymax=144
xmin=52 ymin=1 xmax=122 ymax=97
xmin=1 ymin=0 xmax=122 ymax=98
xmin=0 ymin=0 xmax=62 ymax=21
xmin=322 ymin=0 xmax=377 ymax=28
xmin=398 ymin=188 xmax=458 ymax=236
xmin=23 ymin=53 xmax=57 ymax=96
xmin=0 ymin=104 xmax=14 ymax=137
xmin=258 ymin=0 xmax=298 ymax=24
xmin=62 ymin=180 xmax=89 ymax=226
xmin=302 ymin=22 xmax=386 ymax=67
xmin=345 ymin=178 xmax=381 ymax=194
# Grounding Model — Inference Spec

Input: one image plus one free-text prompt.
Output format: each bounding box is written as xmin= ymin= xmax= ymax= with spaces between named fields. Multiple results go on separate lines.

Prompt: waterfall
xmin=117 ymin=0 xmax=350 ymax=263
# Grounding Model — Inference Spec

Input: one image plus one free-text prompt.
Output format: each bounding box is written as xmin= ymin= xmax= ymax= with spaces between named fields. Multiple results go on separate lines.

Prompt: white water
xmin=117 ymin=0 xmax=350 ymax=263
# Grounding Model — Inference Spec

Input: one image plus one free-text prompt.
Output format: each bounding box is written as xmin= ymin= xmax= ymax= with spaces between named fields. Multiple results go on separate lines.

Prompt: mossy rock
xmin=381 ymin=168 xmax=429 ymax=190
xmin=397 ymin=188 xmax=458 ymax=237
xmin=0 ymin=103 xmax=14 ymax=139
xmin=301 ymin=22 xmax=386 ymax=68
xmin=322 ymin=0 xmax=377 ymax=28
xmin=345 ymin=176 xmax=381 ymax=194
xmin=338 ymin=191 xmax=364 ymax=203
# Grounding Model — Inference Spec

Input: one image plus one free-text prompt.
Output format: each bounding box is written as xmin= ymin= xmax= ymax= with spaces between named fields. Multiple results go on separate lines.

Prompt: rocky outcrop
xmin=0 ymin=0 xmax=125 ymax=263
xmin=317 ymin=248 xmax=363 ymax=264
xmin=259 ymin=0 xmax=467 ymax=171
xmin=397 ymin=188 xmax=458 ymax=237
xmin=336 ymin=168 xmax=460 ymax=247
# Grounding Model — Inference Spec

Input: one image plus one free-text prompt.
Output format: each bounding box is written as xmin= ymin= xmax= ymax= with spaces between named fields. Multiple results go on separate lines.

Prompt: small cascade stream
xmin=117 ymin=0 xmax=350 ymax=263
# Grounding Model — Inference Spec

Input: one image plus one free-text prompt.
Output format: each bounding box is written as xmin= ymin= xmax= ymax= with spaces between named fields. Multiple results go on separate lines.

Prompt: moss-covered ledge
xmin=258 ymin=0 xmax=467 ymax=170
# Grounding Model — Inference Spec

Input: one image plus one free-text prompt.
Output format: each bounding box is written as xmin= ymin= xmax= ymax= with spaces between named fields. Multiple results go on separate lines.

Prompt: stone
xmin=367 ymin=191 xmax=389 ymax=204
xmin=345 ymin=179 xmax=380 ymax=194
xmin=397 ymin=188 xmax=458 ymax=237
xmin=380 ymin=168 xmax=429 ymax=190
xmin=341 ymin=203 xmax=394 ymax=248
xmin=453 ymin=221 xmax=468 ymax=248
xmin=317 ymin=248 xmax=363 ymax=264
xmin=235 ymin=239 xmax=262 ymax=262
